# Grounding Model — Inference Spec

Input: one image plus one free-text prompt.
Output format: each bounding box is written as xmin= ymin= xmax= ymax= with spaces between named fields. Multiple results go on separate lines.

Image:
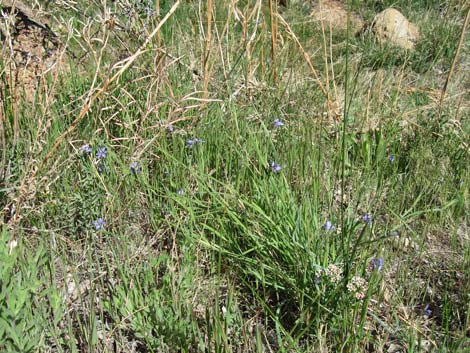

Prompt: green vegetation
xmin=1 ymin=0 xmax=469 ymax=352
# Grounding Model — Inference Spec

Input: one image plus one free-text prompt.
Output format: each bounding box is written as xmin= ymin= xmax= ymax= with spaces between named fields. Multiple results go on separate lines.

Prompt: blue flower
xmin=93 ymin=218 xmax=106 ymax=230
xmin=272 ymin=118 xmax=284 ymax=127
xmin=81 ymin=144 xmax=92 ymax=154
xmin=177 ymin=188 xmax=184 ymax=195
xmin=187 ymin=138 xmax=204 ymax=148
xmin=97 ymin=164 xmax=105 ymax=173
xmin=96 ymin=147 xmax=107 ymax=159
xmin=388 ymin=155 xmax=395 ymax=163
xmin=130 ymin=161 xmax=140 ymax=175
xmin=372 ymin=257 xmax=384 ymax=271
xmin=363 ymin=213 xmax=372 ymax=224
xmin=270 ymin=161 xmax=282 ymax=173
xmin=323 ymin=220 xmax=334 ymax=231
xmin=168 ymin=124 xmax=174 ymax=132
xmin=423 ymin=304 xmax=432 ymax=316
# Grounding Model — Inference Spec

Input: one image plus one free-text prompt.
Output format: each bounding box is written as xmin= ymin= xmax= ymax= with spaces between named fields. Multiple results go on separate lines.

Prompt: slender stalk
xmin=341 ymin=0 xmax=351 ymax=277
xmin=156 ymin=0 xmax=161 ymax=46
xmin=269 ymin=0 xmax=277 ymax=83
xmin=202 ymin=0 xmax=213 ymax=97
xmin=438 ymin=7 xmax=470 ymax=117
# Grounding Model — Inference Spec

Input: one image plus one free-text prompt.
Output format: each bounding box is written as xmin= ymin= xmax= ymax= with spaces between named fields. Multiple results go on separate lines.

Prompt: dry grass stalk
xmin=213 ymin=0 xmax=237 ymax=82
xmin=269 ymin=0 xmax=277 ymax=83
xmin=156 ymin=0 xmax=161 ymax=46
xmin=438 ymin=7 xmax=470 ymax=116
xmin=202 ymin=0 xmax=213 ymax=98
xmin=319 ymin=1 xmax=330 ymax=104
xmin=246 ymin=0 xmax=262 ymax=87
xmin=276 ymin=13 xmax=334 ymax=112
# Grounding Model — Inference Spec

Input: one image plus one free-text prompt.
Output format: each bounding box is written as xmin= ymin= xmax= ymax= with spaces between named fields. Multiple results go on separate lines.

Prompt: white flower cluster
xmin=324 ymin=264 xmax=343 ymax=283
xmin=347 ymin=276 xmax=368 ymax=300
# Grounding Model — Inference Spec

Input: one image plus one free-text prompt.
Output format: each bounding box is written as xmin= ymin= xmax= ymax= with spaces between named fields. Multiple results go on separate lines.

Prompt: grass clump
xmin=0 ymin=227 xmax=63 ymax=352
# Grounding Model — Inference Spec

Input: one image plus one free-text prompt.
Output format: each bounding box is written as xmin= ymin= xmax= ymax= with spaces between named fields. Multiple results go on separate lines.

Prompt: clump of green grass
xmin=0 ymin=227 xmax=64 ymax=352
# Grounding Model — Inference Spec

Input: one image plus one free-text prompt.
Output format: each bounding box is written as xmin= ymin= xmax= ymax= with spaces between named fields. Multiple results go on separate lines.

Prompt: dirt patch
xmin=310 ymin=0 xmax=364 ymax=34
xmin=0 ymin=1 xmax=63 ymax=102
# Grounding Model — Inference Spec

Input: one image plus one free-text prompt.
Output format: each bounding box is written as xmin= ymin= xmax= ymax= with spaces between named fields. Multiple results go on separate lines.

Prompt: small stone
xmin=383 ymin=287 xmax=391 ymax=303
xmin=372 ymin=8 xmax=419 ymax=50
xmin=387 ymin=343 xmax=403 ymax=353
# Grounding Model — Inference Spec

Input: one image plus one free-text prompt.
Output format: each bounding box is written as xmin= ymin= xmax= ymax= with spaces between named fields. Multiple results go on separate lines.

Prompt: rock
xmin=387 ymin=343 xmax=403 ymax=353
xmin=0 ymin=1 xmax=63 ymax=102
xmin=372 ymin=8 xmax=419 ymax=50
xmin=310 ymin=0 xmax=364 ymax=34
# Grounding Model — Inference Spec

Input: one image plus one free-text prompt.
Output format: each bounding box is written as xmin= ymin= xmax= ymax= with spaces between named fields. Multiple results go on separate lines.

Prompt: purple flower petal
xmin=270 ymin=161 xmax=282 ymax=173
xmin=372 ymin=257 xmax=384 ymax=271
xmin=187 ymin=138 xmax=204 ymax=147
xmin=96 ymin=147 xmax=107 ymax=159
xmin=323 ymin=220 xmax=334 ymax=231
xmin=272 ymin=118 xmax=284 ymax=127
xmin=81 ymin=144 xmax=92 ymax=154
xmin=130 ymin=162 xmax=140 ymax=175
xmin=93 ymin=217 xmax=106 ymax=230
